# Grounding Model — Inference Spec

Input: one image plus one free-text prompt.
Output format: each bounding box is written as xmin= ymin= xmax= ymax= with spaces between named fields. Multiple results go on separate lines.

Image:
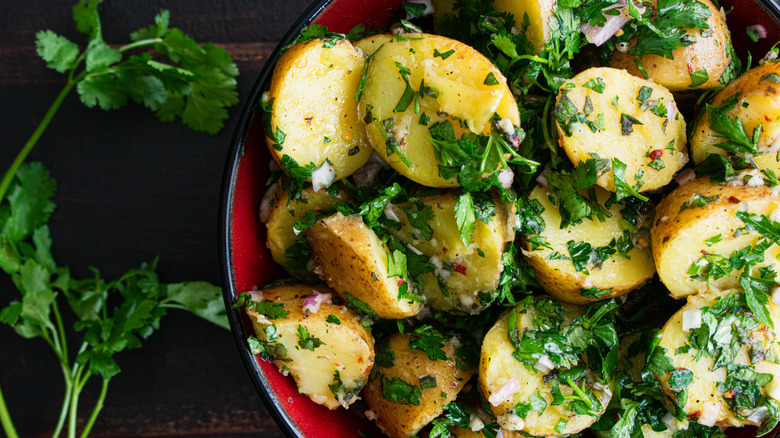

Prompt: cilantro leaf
xmin=35 ymin=30 xmax=80 ymax=73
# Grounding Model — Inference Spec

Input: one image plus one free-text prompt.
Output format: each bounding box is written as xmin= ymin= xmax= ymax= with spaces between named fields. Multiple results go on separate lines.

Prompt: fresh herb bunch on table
xmin=0 ymin=1 xmax=239 ymax=437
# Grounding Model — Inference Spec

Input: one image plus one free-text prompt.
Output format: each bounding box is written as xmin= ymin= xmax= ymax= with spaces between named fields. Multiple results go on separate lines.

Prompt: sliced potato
xmin=656 ymin=289 xmax=780 ymax=428
xmin=359 ymin=33 xmax=520 ymax=187
xmin=305 ymin=212 xmax=424 ymax=318
xmin=522 ymin=185 xmax=655 ymax=304
xmin=555 ymin=67 xmax=688 ymax=193
xmin=610 ymin=0 xmax=736 ymax=91
xmin=651 ymin=177 xmax=780 ymax=298
xmin=690 ymin=61 xmax=780 ymax=174
xmin=245 ymin=284 xmax=374 ymax=409
xmin=266 ymin=38 xmax=373 ymax=183
xmin=363 ymin=329 xmax=475 ymax=438
xmin=265 ymin=186 xmax=348 ymax=280
xmin=479 ymin=298 xmax=611 ymax=436
xmin=388 ymin=192 xmax=515 ymax=314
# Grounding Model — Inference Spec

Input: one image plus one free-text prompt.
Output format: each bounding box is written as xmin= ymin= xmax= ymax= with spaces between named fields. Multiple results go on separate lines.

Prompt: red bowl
xmin=219 ymin=0 xmax=780 ymax=437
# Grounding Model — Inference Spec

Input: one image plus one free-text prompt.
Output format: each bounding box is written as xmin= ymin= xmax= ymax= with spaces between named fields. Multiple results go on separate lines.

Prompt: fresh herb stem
xmin=0 ymin=78 xmax=77 ymax=203
xmin=118 ymin=38 xmax=162 ymax=52
xmin=0 ymin=383 xmax=18 ymax=438
xmin=79 ymin=379 xmax=108 ymax=438
xmin=542 ymin=94 xmax=556 ymax=152
xmin=565 ymin=378 xmax=593 ymax=409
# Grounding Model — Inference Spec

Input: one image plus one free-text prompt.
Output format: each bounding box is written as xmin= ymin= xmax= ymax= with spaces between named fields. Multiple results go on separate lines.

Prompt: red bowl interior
xmin=220 ymin=0 xmax=780 ymax=436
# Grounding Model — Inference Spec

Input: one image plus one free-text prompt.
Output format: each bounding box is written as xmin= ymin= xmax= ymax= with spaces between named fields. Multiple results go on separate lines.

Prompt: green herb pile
xmin=0 ymin=1 xmax=238 ymax=437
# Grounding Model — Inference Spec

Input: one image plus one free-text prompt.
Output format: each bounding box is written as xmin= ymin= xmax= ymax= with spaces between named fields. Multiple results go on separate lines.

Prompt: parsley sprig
xmin=0 ymin=164 xmax=227 ymax=438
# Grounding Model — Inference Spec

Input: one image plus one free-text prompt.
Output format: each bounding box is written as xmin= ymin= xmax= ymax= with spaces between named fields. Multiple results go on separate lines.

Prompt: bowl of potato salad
xmin=219 ymin=0 xmax=780 ymax=436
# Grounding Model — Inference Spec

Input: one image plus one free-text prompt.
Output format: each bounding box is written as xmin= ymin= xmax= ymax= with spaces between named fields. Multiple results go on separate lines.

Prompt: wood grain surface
xmin=0 ymin=1 xmax=313 ymax=436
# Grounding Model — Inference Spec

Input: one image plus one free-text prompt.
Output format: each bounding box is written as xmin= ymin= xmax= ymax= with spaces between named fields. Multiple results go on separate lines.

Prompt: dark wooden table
xmin=0 ymin=1 xmax=313 ymax=436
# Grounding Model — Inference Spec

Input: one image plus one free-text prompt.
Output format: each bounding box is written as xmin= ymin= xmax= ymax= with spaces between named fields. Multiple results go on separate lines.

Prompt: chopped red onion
xmin=580 ymin=1 xmax=633 ymax=47
xmin=498 ymin=168 xmax=515 ymax=189
xmin=259 ymin=181 xmax=280 ymax=223
xmin=747 ymin=24 xmax=768 ymax=39
xmin=303 ymin=290 xmax=332 ymax=314
xmin=489 ymin=378 xmax=520 ymax=406
xmin=536 ymin=169 xmax=550 ymax=189
xmin=675 ymin=168 xmax=696 ymax=186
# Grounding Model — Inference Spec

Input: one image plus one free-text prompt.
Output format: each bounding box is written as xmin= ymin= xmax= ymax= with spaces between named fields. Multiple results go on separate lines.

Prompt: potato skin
xmin=610 ymin=0 xmax=735 ymax=91
xmin=651 ymin=177 xmax=780 ymax=298
xmin=359 ymin=33 xmax=520 ymax=187
xmin=266 ymin=38 xmax=372 ymax=182
xmin=363 ymin=332 xmax=474 ymax=438
xmin=656 ymin=289 xmax=780 ymax=427
xmin=388 ymin=192 xmax=515 ymax=314
xmin=306 ymin=212 xmax=423 ymax=319
xmin=245 ymin=284 xmax=374 ymax=409
xmin=555 ymin=67 xmax=688 ymax=193
xmin=690 ymin=61 xmax=780 ymax=174
xmin=265 ymin=186 xmax=348 ymax=280
xmin=522 ymin=185 xmax=655 ymax=304
xmin=479 ymin=298 xmax=610 ymax=436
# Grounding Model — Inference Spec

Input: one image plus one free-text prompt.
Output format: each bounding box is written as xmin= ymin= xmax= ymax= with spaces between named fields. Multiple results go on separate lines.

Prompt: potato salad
xmin=237 ymin=0 xmax=780 ymax=436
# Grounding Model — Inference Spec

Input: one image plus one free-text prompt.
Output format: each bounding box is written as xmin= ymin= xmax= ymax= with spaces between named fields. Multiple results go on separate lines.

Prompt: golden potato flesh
xmin=354 ymin=34 xmax=394 ymax=57
xmin=651 ymin=177 xmax=780 ymax=299
xmin=479 ymin=298 xmax=611 ymax=436
xmin=305 ymin=212 xmax=423 ymax=319
xmin=656 ymin=289 xmax=780 ymax=428
xmin=264 ymin=186 xmax=347 ymax=280
xmin=690 ymin=61 xmax=780 ymax=174
xmin=363 ymin=330 xmax=475 ymax=438
xmin=266 ymin=38 xmax=372 ymax=183
xmin=610 ymin=0 xmax=735 ymax=91
xmin=492 ymin=0 xmax=556 ymax=53
xmin=388 ymin=192 xmax=515 ymax=314
xmin=522 ymin=185 xmax=656 ymax=304
xmin=555 ymin=67 xmax=688 ymax=193
xmin=244 ymin=284 xmax=374 ymax=409
xmin=359 ymin=33 xmax=520 ymax=187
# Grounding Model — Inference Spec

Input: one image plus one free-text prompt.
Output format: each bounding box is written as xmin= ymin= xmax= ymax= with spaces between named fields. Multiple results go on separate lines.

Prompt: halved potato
xmin=266 ymin=38 xmax=373 ymax=183
xmin=363 ymin=329 xmax=475 ymax=438
xmin=492 ymin=0 xmax=556 ymax=53
xmin=244 ymin=284 xmax=374 ymax=409
xmin=651 ymin=177 xmax=780 ymax=298
xmin=359 ymin=33 xmax=520 ymax=187
xmin=690 ymin=60 xmax=780 ymax=174
xmin=522 ymin=185 xmax=656 ymax=304
xmin=264 ymin=186 xmax=348 ymax=280
xmin=388 ymin=192 xmax=515 ymax=314
xmin=656 ymin=289 xmax=780 ymax=428
xmin=479 ymin=298 xmax=611 ymax=436
xmin=555 ymin=67 xmax=688 ymax=193
xmin=355 ymin=33 xmax=394 ymax=57
xmin=305 ymin=212 xmax=424 ymax=319
xmin=610 ymin=0 xmax=736 ymax=91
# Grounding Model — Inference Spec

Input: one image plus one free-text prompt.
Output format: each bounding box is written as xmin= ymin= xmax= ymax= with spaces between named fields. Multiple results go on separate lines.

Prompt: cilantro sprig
xmin=0 ymin=0 xmax=239 ymax=205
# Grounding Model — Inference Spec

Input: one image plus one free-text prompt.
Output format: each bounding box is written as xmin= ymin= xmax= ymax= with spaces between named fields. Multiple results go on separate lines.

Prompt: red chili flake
xmin=700 ymin=249 xmax=708 ymax=254
xmin=442 ymin=247 xmax=448 ymax=254
xmin=454 ymin=265 xmax=467 ymax=275
xmin=724 ymin=390 xmax=735 ymax=398
xmin=397 ymin=279 xmax=404 ymax=286
xmin=648 ymin=149 xmax=663 ymax=160
xmin=728 ymin=196 xmax=740 ymax=204
xmin=688 ymin=62 xmax=695 ymax=73
xmin=305 ymin=117 xmax=313 ymax=125
xmin=613 ymin=413 xmax=621 ymax=420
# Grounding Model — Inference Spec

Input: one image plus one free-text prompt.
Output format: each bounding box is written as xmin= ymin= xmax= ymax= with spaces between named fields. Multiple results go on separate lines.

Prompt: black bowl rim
xmin=219 ymin=0 xmax=780 ymax=437
xmin=218 ymin=0 xmax=335 ymax=436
